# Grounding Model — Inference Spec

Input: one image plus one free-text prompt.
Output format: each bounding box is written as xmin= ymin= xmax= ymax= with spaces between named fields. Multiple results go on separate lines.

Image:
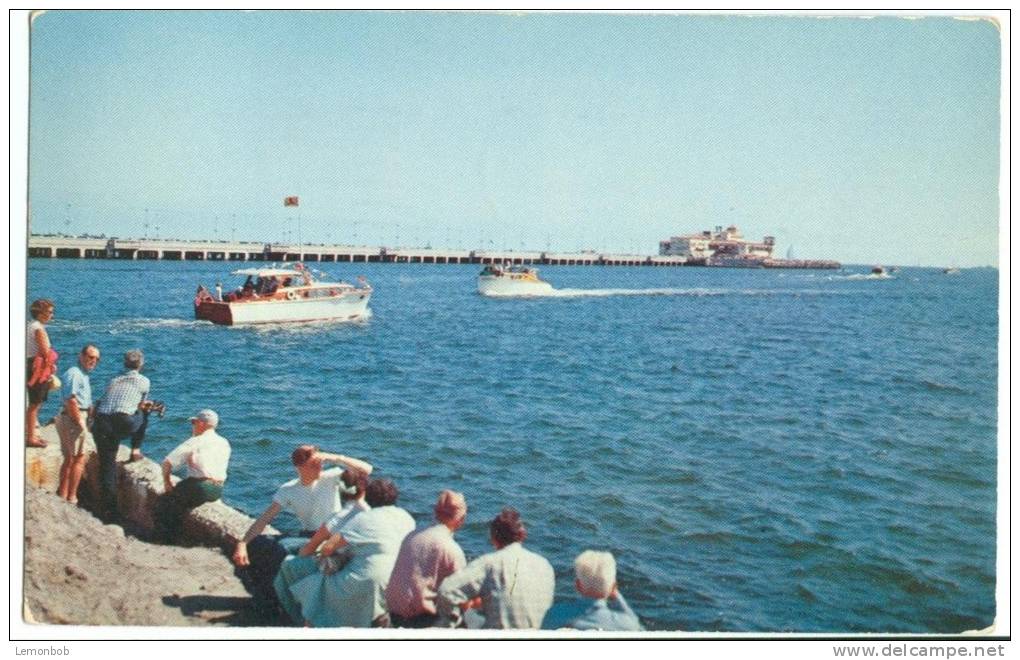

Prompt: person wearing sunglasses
xmin=55 ymin=344 xmax=100 ymax=504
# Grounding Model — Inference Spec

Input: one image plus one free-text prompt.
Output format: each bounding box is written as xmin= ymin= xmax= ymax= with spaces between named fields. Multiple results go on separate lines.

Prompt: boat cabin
xmin=216 ymin=266 xmax=313 ymax=301
xmin=194 ymin=264 xmax=364 ymax=307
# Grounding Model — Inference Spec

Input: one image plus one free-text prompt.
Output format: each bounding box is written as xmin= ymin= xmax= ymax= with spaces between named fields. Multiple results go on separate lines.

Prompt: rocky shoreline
xmin=22 ymin=485 xmax=276 ymax=627
xmin=22 ymin=423 xmax=280 ymax=627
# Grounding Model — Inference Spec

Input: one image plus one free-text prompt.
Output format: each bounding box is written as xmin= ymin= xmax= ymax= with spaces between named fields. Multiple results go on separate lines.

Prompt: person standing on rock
xmin=231 ymin=445 xmax=373 ymax=618
xmin=91 ymin=349 xmax=154 ymax=519
xmin=26 ymin=298 xmax=56 ymax=448
xmin=55 ymin=344 xmax=100 ymax=504
xmin=155 ymin=409 xmax=231 ymax=542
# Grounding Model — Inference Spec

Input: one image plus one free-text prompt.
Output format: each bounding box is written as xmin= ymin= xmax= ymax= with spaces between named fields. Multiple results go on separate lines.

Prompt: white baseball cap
xmin=189 ymin=409 xmax=219 ymax=427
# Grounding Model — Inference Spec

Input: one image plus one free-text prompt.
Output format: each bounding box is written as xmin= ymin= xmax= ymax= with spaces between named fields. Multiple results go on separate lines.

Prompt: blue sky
xmin=28 ymin=11 xmax=1001 ymax=266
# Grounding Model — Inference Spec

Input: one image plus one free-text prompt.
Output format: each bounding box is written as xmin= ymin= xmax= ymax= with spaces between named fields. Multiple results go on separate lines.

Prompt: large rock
xmin=23 ymin=424 xmax=72 ymax=493
xmin=24 ymin=423 xmax=276 ymax=549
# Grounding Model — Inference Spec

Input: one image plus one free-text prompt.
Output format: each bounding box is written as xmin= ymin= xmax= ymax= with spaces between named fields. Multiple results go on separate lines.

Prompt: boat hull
xmin=477 ymin=276 xmax=554 ymax=297
xmin=195 ymin=290 xmax=371 ymax=326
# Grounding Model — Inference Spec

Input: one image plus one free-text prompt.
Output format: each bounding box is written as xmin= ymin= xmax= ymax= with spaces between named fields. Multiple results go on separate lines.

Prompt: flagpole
xmin=297 ymin=187 xmax=302 ymax=259
xmin=284 ymin=195 xmax=301 ymax=261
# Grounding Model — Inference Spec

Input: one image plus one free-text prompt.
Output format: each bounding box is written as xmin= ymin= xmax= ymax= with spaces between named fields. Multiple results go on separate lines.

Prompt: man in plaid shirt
xmin=92 ymin=349 xmax=154 ymax=520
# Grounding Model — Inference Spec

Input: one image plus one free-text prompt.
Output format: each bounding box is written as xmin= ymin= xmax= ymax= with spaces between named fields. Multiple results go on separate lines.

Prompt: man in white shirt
xmin=231 ymin=444 xmax=373 ymax=618
xmin=154 ymin=409 xmax=231 ymax=542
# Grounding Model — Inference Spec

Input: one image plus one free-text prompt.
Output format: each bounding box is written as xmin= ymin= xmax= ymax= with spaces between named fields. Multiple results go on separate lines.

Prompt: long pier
xmin=26 ymin=235 xmax=683 ymax=266
xmin=26 ymin=235 xmax=840 ymax=269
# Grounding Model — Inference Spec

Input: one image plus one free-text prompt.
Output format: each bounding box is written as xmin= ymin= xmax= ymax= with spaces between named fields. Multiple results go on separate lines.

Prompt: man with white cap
xmin=154 ymin=408 xmax=231 ymax=542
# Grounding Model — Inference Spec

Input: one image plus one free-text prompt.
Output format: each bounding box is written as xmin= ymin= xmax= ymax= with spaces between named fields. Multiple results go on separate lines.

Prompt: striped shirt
xmin=96 ymin=370 xmax=150 ymax=415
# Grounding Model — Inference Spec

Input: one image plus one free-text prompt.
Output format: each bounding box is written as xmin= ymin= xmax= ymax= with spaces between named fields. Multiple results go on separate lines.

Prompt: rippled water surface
xmin=26 ymin=260 xmax=998 ymax=632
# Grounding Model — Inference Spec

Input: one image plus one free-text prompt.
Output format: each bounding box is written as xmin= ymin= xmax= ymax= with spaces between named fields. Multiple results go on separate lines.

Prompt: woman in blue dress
xmin=288 ymin=478 xmax=415 ymax=627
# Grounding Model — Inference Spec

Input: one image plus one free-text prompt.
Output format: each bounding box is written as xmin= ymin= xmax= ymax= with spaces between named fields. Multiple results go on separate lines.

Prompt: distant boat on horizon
xmin=477 ymin=263 xmax=554 ymax=297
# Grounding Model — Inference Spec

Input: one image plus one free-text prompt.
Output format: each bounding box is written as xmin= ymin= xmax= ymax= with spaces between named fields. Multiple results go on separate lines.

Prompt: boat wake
xmin=830 ymin=273 xmax=895 ymax=281
xmin=90 ymin=318 xmax=210 ymax=333
xmin=482 ymin=287 xmax=845 ymax=299
xmin=127 ymin=318 xmax=208 ymax=328
xmin=545 ymin=287 xmax=729 ymax=298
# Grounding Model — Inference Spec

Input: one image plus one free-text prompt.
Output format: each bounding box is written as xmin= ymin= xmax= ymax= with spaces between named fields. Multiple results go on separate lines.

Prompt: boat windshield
xmin=480 ymin=264 xmax=541 ymax=276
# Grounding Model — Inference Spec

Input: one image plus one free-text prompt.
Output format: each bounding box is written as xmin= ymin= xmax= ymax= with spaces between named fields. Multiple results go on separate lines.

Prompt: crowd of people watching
xmin=236 ymin=453 xmax=642 ymax=630
xmin=26 ymin=298 xmax=643 ymax=631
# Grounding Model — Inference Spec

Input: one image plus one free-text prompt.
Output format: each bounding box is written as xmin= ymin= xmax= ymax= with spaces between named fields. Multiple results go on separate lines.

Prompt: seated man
xmin=242 ymin=276 xmax=255 ymax=297
xmin=279 ymin=478 xmax=415 ymax=628
xmin=272 ymin=469 xmax=372 ymax=625
xmin=437 ymin=508 xmax=554 ymax=629
xmin=232 ymin=446 xmax=373 ymax=618
xmin=385 ymin=490 xmax=468 ymax=628
xmin=155 ymin=409 xmax=231 ymax=542
xmin=545 ymin=550 xmax=643 ymax=631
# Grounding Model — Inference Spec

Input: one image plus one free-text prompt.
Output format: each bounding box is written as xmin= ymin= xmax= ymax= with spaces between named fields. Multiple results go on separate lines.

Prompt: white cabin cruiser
xmin=477 ymin=264 xmax=554 ymax=296
xmin=195 ymin=264 xmax=371 ymax=325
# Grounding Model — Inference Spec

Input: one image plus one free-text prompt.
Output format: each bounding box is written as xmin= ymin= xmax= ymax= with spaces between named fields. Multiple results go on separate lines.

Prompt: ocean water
xmin=26 ymin=260 xmax=998 ymax=632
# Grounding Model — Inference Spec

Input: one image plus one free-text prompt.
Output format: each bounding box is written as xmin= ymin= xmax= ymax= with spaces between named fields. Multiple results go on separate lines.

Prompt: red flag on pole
xmin=284 ymin=196 xmax=299 ymax=207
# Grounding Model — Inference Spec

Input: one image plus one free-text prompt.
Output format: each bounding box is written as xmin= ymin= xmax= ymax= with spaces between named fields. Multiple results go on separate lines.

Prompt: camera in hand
xmin=140 ymin=400 xmax=166 ymax=418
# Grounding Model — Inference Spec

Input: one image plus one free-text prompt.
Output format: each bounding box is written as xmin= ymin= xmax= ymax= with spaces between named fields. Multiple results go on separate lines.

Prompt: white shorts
xmin=55 ymin=410 xmax=91 ymax=458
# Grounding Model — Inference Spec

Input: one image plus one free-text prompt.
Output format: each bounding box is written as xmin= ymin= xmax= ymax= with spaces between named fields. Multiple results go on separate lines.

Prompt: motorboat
xmin=477 ymin=264 xmax=554 ymax=296
xmin=194 ymin=264 xmax=371 ymax=325
xmin=943 ymin=267 xmax=961 ymax=275
xmin=869 ymin=265 xmax=893 ymax=279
